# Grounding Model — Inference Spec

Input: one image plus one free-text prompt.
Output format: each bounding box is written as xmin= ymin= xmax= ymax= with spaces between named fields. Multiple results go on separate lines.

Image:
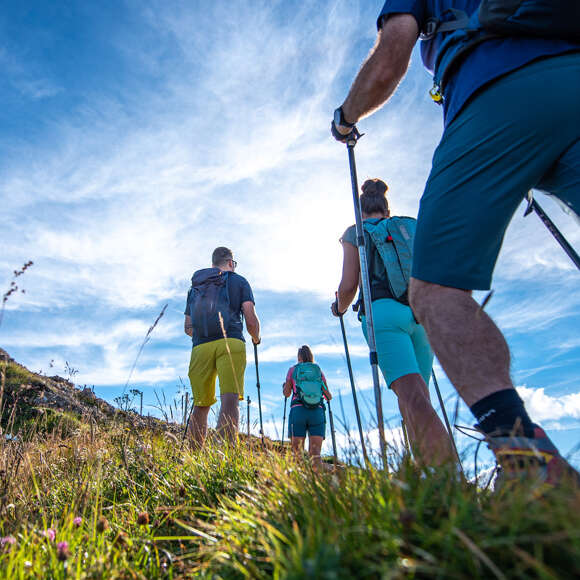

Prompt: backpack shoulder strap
xmin=292 ymin=364 xmax=300 ymax=381
xmin=421 ymin=9 xmax=471 ymax=39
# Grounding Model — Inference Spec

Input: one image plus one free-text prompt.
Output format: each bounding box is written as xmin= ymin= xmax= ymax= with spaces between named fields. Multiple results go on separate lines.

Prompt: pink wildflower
xmin=43 ymin=528 xmax=56 ymax=542
xmin=73 ymin=516 xmax=82 ymax=527
xmin=56 ymin=541 xmax=70 ymax=561
xmin=1 ymin=535 xmax=16 ymax=548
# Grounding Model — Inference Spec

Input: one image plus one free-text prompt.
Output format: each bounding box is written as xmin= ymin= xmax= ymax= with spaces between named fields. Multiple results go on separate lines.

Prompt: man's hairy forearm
xmin=245 ymin=315 xmax=260 ymax=342
xmin=341 ymin=15 xmax=418 ymax=123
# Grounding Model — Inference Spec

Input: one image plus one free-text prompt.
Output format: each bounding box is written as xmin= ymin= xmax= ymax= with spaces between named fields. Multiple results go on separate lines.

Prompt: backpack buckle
xmin=429 ymin=82 xmax=444 ymax=105
xmin=420 ymin=18 xmax=439 ymax=40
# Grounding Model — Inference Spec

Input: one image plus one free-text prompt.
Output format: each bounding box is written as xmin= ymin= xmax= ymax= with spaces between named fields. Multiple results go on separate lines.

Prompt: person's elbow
xmin=339 ymin=279 xmax=358 ymax=296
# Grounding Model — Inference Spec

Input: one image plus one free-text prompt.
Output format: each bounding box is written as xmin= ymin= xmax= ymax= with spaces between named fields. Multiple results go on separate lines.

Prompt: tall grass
xmin=0 ymin=419 xmax=578 ymax=579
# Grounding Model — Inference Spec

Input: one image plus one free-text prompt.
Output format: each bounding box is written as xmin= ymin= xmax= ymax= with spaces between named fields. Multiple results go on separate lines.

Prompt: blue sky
xmin=1 ymin=1 xmax=579 ymax=472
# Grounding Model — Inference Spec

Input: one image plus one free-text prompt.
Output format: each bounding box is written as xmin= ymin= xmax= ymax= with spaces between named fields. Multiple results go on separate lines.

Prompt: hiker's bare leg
xmin=309 ymin=436 xmax=324 ymax=471
xmin=391 ymin=373 xmax=454 ymax=465
xmin=409 ymin=279 xmax=513 ymax=406
xmin=291 ymin=436 xmax=305 ymax=461
xmin=188 ymin=405 xmax=211 ymax=448
xmin=216 ymin=393 xmax=240 ymax=443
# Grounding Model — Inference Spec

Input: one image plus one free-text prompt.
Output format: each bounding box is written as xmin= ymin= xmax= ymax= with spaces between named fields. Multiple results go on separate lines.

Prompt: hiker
xmin=331 ymin=2 xmax=579 ymax=486
xmin=332 ymin=179 xmax=454 ymax=466
xmin=283 ymin=345 xmax=332 ymax=470
xmin=184 ymin=247 xmax=260 ymax=446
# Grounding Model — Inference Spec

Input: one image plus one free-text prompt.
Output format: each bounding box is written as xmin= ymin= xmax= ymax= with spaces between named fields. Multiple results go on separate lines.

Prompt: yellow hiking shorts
xmin=188 ymin=338 xmax=246 ymax=406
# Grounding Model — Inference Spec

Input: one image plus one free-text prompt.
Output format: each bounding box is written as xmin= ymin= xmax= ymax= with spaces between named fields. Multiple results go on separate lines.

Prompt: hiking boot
xmin=488 ymin=426 xmax=580 ymax=492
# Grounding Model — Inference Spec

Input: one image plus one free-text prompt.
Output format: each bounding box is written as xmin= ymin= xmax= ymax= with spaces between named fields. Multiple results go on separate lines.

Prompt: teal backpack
xmin=363 ymin=217 xmax=416 ymax=302
xmin=292 ymin=363 xmax=325 ymax=409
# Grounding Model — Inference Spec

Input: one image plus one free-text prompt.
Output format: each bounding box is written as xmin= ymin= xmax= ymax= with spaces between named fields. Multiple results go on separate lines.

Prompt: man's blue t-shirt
xmin=378 ymin=0 xmax=580 ymax=125
xmin=184 ymin=269 xmax=255 ymax=347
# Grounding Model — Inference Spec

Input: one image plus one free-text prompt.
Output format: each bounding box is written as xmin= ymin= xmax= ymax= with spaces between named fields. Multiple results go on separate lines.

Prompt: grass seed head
xmin=113 ymin=531 xmax=128 ymax=548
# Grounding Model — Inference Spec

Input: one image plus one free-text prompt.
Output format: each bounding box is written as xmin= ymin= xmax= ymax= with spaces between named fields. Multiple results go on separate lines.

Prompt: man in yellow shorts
xmin=184 ymin=247 xmax=260 ymax=445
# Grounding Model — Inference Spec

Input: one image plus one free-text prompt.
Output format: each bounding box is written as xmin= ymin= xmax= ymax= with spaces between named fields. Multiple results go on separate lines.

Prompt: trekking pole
xmin=344 ymin=131 xmax=388 ymax=469
xmin=401 ymin=419 xmax=411 ymax=456
xmin=281 ymin=392 xmax=288 ymax=446
xmin=327 ymin=400 xmax=338 ymax=467
xmin=337 ymin=304 xmax=369 ymax=465
xmin=181 ymin=401 xmax=194 ymax=449
xmin=431 ymin=369 xmax=463 ymax=472
xmin=246 ymin=396 xmax=251 ymax=438
xmin=253 ymin=343 xmax=264 ymax=445
xmin=524 ymin=190 xmax=580 ymax=270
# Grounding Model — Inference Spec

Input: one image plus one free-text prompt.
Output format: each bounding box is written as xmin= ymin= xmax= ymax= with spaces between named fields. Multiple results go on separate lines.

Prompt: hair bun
xmin=361 ymin=179 xmax=388 ymax=197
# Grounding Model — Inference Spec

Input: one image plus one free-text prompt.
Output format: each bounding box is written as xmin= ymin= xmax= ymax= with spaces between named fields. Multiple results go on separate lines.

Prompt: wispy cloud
xmin=0 ymin=48 xmax=62 ymax=100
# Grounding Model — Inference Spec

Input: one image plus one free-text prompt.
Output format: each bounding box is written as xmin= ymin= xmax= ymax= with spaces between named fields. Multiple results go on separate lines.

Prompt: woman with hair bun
xmin=332 ymin=179 xmax=454 ymax=466
xmin=283 ymin=345 xmax=332 ymax=470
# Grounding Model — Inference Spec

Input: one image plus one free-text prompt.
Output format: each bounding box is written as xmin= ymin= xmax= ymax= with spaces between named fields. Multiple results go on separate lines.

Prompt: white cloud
xmin=517 ymin=386 xmax=580 ymax=423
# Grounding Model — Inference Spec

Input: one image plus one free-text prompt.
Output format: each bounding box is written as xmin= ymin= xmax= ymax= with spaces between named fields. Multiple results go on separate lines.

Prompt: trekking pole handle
xmin=346 ymin=127 xmax=363 ymax=148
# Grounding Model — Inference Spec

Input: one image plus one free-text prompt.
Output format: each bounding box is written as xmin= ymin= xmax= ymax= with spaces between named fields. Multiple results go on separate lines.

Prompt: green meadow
xmin=1 ymin=358 xmax=579 ymax=579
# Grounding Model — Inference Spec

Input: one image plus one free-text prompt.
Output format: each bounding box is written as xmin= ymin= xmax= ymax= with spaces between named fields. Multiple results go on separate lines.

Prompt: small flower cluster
xmin=1 ymin=535 xmax=16 ymax=549
xmin=38 ymin=517 xmax=82 ymax=562
xmin=57 ymin=542 xmax=70 ymax=562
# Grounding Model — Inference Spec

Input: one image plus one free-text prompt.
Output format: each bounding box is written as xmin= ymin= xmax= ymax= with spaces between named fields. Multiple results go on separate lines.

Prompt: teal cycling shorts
xmin=413 ymin=52 xmax=580 ymax=290
xmin=362 ymin=298 xmax=433 ymax=388
xmin=288 ymin=405 xmax=326 ymax=439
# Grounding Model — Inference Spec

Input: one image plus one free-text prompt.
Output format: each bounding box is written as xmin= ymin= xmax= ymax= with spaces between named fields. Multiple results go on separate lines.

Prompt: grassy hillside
xmin=1 ymin=354 xmax=579 ymax=578
xmin=1 ymin=414 xmax=579 ymax=579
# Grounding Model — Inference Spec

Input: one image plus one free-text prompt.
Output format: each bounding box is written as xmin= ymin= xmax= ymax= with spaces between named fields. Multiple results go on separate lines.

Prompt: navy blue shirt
xmin=378 ymin=0 xmax=579 ymax=125
xmin=184 ymin=270 xmax=254 ymax=346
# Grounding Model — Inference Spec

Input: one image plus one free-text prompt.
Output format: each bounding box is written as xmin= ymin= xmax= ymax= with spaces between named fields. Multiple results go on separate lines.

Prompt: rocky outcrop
xmin=0 ymin=348 xmax=117 ymax=426
xmin=0 ymin=348 xmax=174 ymax=433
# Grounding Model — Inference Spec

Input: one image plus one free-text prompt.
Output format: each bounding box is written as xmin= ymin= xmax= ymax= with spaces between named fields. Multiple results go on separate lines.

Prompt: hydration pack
xmin=292 ymin=363 xmax=325 ymax=409
xmin=426 ymin=1 xmax=580 ymax=96
xmin=189 ymin=268 xmax=231 ymax=341
xmin=363 ymin=217 xmax=416 ymax=302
